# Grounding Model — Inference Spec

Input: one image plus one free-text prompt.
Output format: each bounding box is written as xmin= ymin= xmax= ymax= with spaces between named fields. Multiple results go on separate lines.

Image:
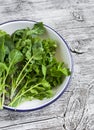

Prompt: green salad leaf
xmin=0 ymin=22 xmax=71 ymax=108
xmin=9 ymin=49 xmax=23 ymax=65
xmin=0 ymin=36 xmax=5 ymax=62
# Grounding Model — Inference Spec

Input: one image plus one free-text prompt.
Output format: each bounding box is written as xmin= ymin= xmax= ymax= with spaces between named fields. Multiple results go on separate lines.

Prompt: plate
xmin=0 ymin=20 xmax=73 ymax=111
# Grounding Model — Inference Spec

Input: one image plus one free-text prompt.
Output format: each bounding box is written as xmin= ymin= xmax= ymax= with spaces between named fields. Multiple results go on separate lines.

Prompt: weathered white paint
xmin=0 ymin=0 xmax=94 ymax=130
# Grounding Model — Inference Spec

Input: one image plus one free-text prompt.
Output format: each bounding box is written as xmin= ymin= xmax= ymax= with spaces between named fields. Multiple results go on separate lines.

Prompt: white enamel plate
xmin=0 ymin=20 xmax=73 ymax=111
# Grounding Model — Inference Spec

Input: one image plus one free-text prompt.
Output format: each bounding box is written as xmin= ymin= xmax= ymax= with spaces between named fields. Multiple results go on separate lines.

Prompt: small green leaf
xmin=30 ymin=22 xmax=46 ymax=35
xmin=42 ymin=64 xmax=46 ymax=78
xmin=40 ymin=79 xmax=51 ymax=89
xmin=9 ymin=49 xmax=23 ymax=65
xmin=45 ymin=90 xmax=53 ymax=98
xmin=5 ymin=34 xmax=14 ymax=50
xmin=0 ymin=30 xmax=7 ymax=36
xmin=60 ymin=68 xmax=71 ymax=76
xmin=33 ymin=48 xmax=43 ymax=60
xmin=0 ymin=36 xmax=5 ymax=62
xmin=0 ymin=62 xmax=8 ymax=75
xmin=30 ymin=89 xmax=38 ymax=94
xmin=26 ymin=50 xmax=31 ymax=60
xmin=5 ymin=45 xmax=10 ymax=55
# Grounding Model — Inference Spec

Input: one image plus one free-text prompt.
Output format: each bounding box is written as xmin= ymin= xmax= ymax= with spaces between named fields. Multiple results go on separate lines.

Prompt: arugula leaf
xmin=0 ymin=30 xmax=7 ymax=36
xmin=33 ymin=48 xmax=43 ymax=60
xmin=60 ymin=67 xmax=71 ymax=76
xmin=0 ymin=30 xmax=14 ymax=62
xmin=0 ymin=36 xmax=5 ymax=62
xmin=9 ymin=49 xmax=23 ymax=65
xmin=5 ymin=34 xmax=14 ymax=50
xmin=29 ymin=22 xmax=46 ymax=35
xmin=0 ymin=62 xmax=8 ymax=76
xmin=0 ymin=62 xmax=8 ymax=109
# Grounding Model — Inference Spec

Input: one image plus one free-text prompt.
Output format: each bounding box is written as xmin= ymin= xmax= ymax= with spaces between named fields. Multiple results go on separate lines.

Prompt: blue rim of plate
xmin=0 ymin=20 xmax=73 ymax=112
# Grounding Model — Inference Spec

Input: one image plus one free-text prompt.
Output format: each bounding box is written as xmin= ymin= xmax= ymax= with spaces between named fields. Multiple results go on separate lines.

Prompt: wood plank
xmin=0 ymin=118 xmax=63 ymax=130
xmin=0 ymin=0 xmax=94 ymax=130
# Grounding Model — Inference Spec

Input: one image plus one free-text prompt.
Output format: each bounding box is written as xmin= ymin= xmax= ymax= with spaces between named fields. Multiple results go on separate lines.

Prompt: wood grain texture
xmin=0 ymin=0 xmax=94 ymax=130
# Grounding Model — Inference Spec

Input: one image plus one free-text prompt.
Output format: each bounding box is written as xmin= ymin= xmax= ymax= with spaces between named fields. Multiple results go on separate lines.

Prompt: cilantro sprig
xmin=0 ymin=22 xmax=71 ymax=108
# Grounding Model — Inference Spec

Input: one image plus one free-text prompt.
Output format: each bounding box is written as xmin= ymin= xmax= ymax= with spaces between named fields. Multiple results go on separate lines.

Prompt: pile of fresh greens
xmin=0 ymin=22 xmax=70 ymax=109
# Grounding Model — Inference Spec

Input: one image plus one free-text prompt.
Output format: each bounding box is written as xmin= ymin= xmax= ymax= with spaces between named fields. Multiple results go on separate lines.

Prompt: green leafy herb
xmin=0 ymin=36 xmax=5 ymax=62
xmin=0 ymin=22 xmax=71 ymax=108
xmin=9 ymin=49 xmax=23 ymax=65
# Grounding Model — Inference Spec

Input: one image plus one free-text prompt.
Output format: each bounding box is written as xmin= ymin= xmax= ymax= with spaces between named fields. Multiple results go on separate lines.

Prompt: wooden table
xmin=0 ymin=0 xmax=94 ymax=130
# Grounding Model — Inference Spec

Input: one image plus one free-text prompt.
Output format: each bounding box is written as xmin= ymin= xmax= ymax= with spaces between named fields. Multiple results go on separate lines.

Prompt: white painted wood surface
xmin=0 ymin=0 xmax=94 ymax=130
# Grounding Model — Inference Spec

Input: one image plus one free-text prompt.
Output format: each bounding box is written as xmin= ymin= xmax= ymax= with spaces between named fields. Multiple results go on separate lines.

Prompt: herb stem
xmin=10 ymin=56 xmax=34 ymax=100
xmin=16 ymin=56 xmax=33 ymax=84
xmin=4 ymin=56 xmax=16 ymax=84
xmin=10 ymin=73 xmax=27 ymax=100
xmin=9 ymin=83 xmax=40 ymax=107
